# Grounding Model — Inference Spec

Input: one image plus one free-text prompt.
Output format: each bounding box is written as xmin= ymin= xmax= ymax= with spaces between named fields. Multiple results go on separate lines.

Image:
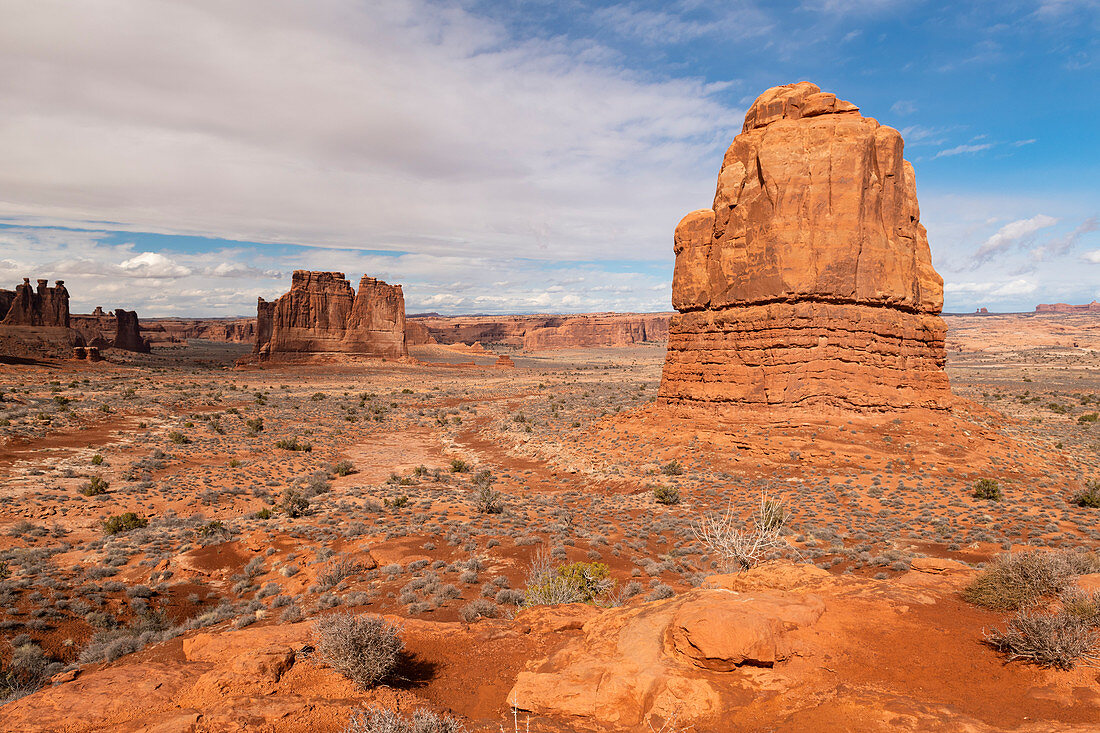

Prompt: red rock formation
xmin=0 ymin=278 xmax=69 ymax=327
xmin=405 ymin=319 xmax=435 ymax=345
xmin=494 ymin=354 xmax=516 ymax=369
xmin=659 ymin=82 xmax=949 ymax=412
xmin=254 ymin=271 xmax=407 ymax=360
xmin=406 ymin=313 xmax=671 ymax=350
xmin=1035 ymin=301 xmax=1100 ymax=313
xmin=71 ymin=309 xmax=151 ymax=353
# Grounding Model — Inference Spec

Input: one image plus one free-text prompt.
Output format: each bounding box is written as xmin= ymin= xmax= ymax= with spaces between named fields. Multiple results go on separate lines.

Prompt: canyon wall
xmin=71 ymin=309 xmax=151 ymax=353
xmin=408 ymin=313 xmax=671 ymax=350
xmin=1035 ymin=301 xmax=1100 ymax=314
xmin=658 ymin=82 xmax=950 ymax=411
xmin=254 ymin=271 xmax=407 ymax=360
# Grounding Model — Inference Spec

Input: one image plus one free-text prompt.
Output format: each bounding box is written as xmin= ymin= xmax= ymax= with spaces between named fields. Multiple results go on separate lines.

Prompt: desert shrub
xmin=102 ymin=513 xmax=148 ymax=535
xmin=91 ymin=454 xmax=104 ymax=466
xmin=460 ymin=599 xmax=498 ymax=622
xmin=1072 ymin=481 xmax=1100 ymax=509
xmin=472 ymin=473 xmax=503 ymax=514
xmin=167 ymin=431 xmax=190 ymax=445
xmin=963 ymin=550 xmax=1100 ymax=610
xmin=524 ymin=550 xmax=614 ymax=607
xmin=275 ymin=437 xmax=312 ymax=452
xmin=660 ymin=460 xmax=683 ymax=476
xmin=80 ymin=476 xmax=109 ymax=496
xmin=1078 ymin=412 xmax=1099 ymax=423
xmin=972 ymin=478 xmax=1003 ymax=501
xmin=318 ymin=557 xmax=363 ymax=591
xmin=985 ymin=609 xmax=1099 ymax=669
xmin=652 ymin=485 xmax=680 ymax=505
xmin=344 ymin=708 xmax=465 ymax=733
xmin=279 ymin=488 xmax=309 ymax=518
xmin=384 ymin=495 xmax=409 ymax=509
xmin=450 ymin=458 xmax=469 ymax=473
xmin=196 ymin=520 xmax=229 ymax=542
xmin=246 ymin=417 xmax=264 ymax=435
xmin=313 ymin=613 xmax=403 ymax=689
xmin=1060 ymin=588 xmax=1100 ymax=626
xmin=331 ymin=460 xmax=355 ymax=477
xmin=693 ymin=494 xmax=792 ymax=571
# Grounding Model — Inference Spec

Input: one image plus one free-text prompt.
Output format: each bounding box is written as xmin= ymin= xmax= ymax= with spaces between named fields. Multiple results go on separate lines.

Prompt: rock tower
xmin=658 ymin=82 xmax=949 ymax=411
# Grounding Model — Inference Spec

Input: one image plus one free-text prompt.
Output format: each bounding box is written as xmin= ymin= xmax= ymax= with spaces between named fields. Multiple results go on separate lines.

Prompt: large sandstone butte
xmin=71 ymin=308 xmax=152 ymax=353
xmin=254 ymin=271 xmax=407 ymax=360
xmin=0 ymin=278 xmax=69 ymax=327
xmin=659 ymin=82 xmax=949 ymax=411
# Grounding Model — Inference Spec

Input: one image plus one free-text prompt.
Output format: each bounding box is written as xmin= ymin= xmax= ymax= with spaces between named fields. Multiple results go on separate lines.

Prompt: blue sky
xmin=0 ymin=0 xmax=1097 ymax=316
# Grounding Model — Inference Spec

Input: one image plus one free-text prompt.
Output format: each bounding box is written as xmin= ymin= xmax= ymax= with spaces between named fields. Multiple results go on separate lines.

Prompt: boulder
xmin=659 ymin=81 xmax=949 ymax=411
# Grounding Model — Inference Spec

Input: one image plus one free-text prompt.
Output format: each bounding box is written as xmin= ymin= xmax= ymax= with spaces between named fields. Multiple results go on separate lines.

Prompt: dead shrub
xmin=963 ymin=550 xmax=1100 ymax=610
xmin=985 ymin=610 xmax=1099 ymax=669
xmin=314 ymin=613 xmax=403 ymax=689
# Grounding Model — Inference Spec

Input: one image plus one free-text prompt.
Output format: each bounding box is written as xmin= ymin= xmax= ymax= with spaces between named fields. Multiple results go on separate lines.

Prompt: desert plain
xmin=0 ymin=308 xmax=1096 ymax=731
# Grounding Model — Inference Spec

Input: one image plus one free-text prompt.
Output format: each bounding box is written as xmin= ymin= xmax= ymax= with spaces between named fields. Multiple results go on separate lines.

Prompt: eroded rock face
xmin=0 ymin=278 xmax=69 ymax=327
xmin=255 ymin=271 xmax=407 ymax=360
xmin=71 ymin=309 xmax=151 ymax=353
xmin=659 ymin=82 xmax=949 ymax=411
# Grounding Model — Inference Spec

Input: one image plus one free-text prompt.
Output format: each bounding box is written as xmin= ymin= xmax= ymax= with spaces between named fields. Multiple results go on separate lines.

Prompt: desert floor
xmin=0 ymin=313 xmax=1097 ymax=731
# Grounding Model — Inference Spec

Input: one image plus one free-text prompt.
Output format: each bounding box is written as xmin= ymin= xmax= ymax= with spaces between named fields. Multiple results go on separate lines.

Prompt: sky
xmin=0 ymin=0 xmax=1097 ymax=317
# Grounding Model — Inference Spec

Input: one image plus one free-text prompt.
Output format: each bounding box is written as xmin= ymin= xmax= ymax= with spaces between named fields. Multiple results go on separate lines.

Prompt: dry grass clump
xmin=963 ymin=550 xmax=1100 ymax=610
xmin=523 ymin=548 xmax=613 ymax=606
xmin=314 ymin=613 xmax=403 ymax=689
xmin=986 ymin=608 xmax=1099 ymax=669
xmin=344 ymin=708 xmax=465 ymax=733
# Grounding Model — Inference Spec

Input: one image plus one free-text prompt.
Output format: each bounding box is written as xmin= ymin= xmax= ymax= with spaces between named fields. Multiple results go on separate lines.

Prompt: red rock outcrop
xmin=0 ymin=278 xmax=69 ymax=327
xmin=1035 ymin=301 xmax=1100 ymax=313
xmin=659 ymin=82 xmax=949 ymax=412
xmin=254 ymin=271 xmax=407 ymax=360
xmin=406 ymin=312 xmax=671 ymax=350
xmin=71 ymin=309 xmax=151 ymax=353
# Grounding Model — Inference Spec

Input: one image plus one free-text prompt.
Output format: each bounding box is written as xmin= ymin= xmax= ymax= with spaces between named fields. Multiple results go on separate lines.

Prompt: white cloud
xmin=1031 ymin=216 xmax=1099 ymax=261
xmin=0 ymin=0 xmax=740 ymax=262
xmin=934 ymin=142 xmax=995 ymax=158
xmin=890 ymin=100 xmax=916 ymax=116
xmin=945 ymin=278 xmax=1038 ymax=297
xmin=972 ymin=214 xmax=1058 ymax=263
xmin=119 ymin=252 xmax=192 ymax=278
xmin=1083 ymin=250 xmax=1100 ymax=264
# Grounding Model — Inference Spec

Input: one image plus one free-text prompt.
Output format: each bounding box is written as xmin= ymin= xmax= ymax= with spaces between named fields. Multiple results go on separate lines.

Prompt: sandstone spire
xmin=659 ymin=82 xmax=949 ymax=411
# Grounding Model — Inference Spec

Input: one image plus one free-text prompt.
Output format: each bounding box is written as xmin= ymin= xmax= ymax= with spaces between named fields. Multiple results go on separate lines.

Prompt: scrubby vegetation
xmin=314 ymin=613 xmax=403 ymax=689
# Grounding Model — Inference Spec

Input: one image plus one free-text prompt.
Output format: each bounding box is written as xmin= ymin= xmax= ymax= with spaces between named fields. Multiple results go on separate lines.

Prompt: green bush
xmin=652 ymin=485 xmax=680 ymax=505
xmin=1078 ymin=412 xmax=1098 ymax=423
xmin=275 ymin=437 xmax=312 ymax=452
xmin=1072 ymin=481 xmax=1100 ymax=509
xmin=450 ymin=458 xmax=469 ymax=473
xmin=167 ymin=431 xmax=190 ymax=445
xmin=972 ymin=478 xmax=1003 ymax=501
xmin=80 ymin=476 xmax=109 ymax=496
xmin=102 ymin=513 xmax=148 ymax=535
xmin=91 ymin=454 xmax=104 ymax=466
xmin=660 ymin=460 xmax=683 ymax=476
xmin=331 ymin=460 xmax=355 ymax=477
xmin=525 ymin=556 xmax=614 ymax=606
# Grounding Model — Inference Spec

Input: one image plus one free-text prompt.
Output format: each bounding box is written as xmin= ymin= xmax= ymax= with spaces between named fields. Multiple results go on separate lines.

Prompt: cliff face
xmin=71 ymin=310 xmax=151 ymax=353
xmin=659 ymin=82 xmax=949 ymax=411
xmin=407 ymin=313 xmax=671 ymax=350
xmin=0 ymin=279 xmax=69 ymax=327
xmin=1035 ymin=301 xmax=1100 ymax=314
xmin=254 ymin=271 xmax=407 ymax=360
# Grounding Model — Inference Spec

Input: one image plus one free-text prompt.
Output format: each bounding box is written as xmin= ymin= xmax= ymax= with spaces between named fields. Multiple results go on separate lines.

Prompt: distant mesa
xmin=658 ymin=81 xmax=950 ymax=412
xmin=1035 ymin=301 xmax=1100 ymax=314
xmin=253 ymin=271 xmax=408 ymax=361
xmin=0 ymin=278 xmax=149 ymax=360
xmin=975 ymin=307 xmax=988 ymax=314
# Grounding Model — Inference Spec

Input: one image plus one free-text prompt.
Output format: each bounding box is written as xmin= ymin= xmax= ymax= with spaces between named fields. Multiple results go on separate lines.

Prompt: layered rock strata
xmin=0 ymin=278 xmax=70 ymax=327
xmin=659 ymin=82 xmax=949 ymax=411
xmin=254 ymin=271 xmax=407 ymax=360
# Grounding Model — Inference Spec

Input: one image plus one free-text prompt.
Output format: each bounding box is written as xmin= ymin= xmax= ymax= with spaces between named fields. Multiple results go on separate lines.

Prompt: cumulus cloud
xmin=972 ymin=214 xmax=1058 ymax=263
xmin=0 ymin=0 xmax=740 ymax=262
xmin=1083 ymin=250 xmax=1100 ymax=264
xmin=119 ymin=252 xmax=192 ymax=278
